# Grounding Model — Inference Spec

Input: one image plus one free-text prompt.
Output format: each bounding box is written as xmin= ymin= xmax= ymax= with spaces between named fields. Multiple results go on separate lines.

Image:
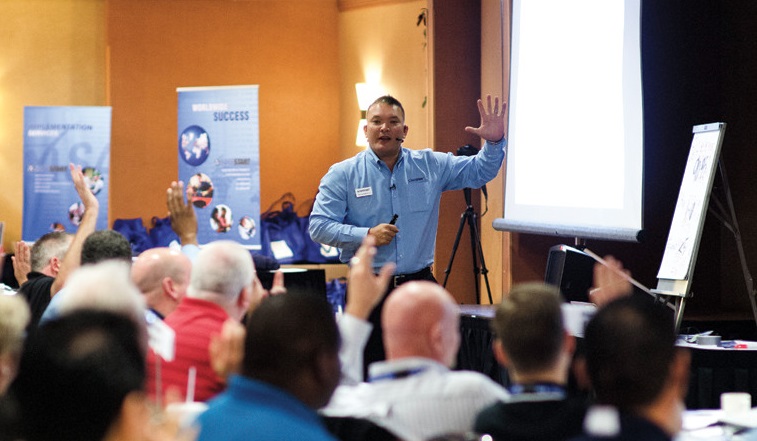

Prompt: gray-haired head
xmin=30 ymin=232 xmax=72 ymax=274
xmin=187 ymin=241 xmax=255 ymax=319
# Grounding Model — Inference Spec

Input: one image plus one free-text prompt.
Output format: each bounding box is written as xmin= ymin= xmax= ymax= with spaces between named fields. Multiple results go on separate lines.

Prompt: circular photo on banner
xmin=179 ymin=125 xmax=211 ymax=166
xmin=68 ymin=202 xmax=85 ymax=226
xmin=82 ymin=166 xmax=104 ymax=195
xmin=238 ymin=216 xmax=256 ymax=240
xmin=210 ymin=204 xmax=232 ymax=233
xmin=186 ymin=173 xmax=214 ymax=208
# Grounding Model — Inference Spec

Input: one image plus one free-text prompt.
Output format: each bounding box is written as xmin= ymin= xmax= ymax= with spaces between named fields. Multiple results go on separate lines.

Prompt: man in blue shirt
xmin=196 ymin=292 xmax=342 ymax=441
xmin=309 ymin=94 xmax=506 ymax=372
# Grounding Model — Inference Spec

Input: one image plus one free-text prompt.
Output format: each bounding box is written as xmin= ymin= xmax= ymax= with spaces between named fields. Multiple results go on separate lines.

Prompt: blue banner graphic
xmin=22 ymin=106 xmax=112 ymax=242
xmin=177 ymin=85 xmax=261 ymax=249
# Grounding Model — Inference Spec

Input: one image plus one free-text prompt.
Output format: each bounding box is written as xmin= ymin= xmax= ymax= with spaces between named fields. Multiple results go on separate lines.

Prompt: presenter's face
xmin=364 ymin=103 xmax=408 ymax=162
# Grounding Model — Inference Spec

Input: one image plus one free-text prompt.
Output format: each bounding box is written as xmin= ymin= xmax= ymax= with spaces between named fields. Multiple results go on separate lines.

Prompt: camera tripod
xmin=441 ymin=187 xmax=493 ymax=304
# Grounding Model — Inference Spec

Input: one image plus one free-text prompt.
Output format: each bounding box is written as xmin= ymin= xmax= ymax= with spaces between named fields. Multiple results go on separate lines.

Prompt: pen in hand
xmin=389 ymin=214 xmax=399 ymax=225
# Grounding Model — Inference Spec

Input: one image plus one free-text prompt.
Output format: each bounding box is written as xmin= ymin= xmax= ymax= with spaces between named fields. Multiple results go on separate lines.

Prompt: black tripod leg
xmin=466 ymin=210 xmax=481 ymax=303
xmin=468 ymin=212 xmax=493 ymax=304
xmin=443 ymin=211 xmax=469 ymax=288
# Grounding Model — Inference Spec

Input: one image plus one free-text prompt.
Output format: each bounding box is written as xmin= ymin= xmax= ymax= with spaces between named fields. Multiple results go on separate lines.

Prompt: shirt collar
xmin=364 ymin=146 xmax=406 ymax=169
xmin=367 ymin=357 xmax=447 ymax=382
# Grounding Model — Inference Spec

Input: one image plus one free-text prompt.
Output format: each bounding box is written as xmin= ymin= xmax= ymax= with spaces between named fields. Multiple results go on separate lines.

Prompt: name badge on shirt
xmin=355 ymin=186 xmax=373 ymax=198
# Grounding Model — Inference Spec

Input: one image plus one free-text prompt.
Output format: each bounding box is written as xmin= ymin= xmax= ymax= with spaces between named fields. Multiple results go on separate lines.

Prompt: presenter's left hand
xmin=369 ymin=223 xmax=398 ymax=247
xmin=465 ymin=95 xmax=506 ymax=143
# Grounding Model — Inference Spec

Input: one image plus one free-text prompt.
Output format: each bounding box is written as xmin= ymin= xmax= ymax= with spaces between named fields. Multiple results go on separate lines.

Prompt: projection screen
xmin=493 ymin=0 xmax=644 ymax=242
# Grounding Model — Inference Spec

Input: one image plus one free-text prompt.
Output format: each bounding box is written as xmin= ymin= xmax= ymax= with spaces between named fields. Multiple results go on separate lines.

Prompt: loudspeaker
xmin=544 ymin=244 xmax=595 ymax=303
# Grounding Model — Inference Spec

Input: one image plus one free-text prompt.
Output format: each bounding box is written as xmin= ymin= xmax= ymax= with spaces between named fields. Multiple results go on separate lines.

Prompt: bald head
xmin=131 ymin=247 xmax=192 ymax=318
xmin=382 ymin=281 xmax=460 ymax=366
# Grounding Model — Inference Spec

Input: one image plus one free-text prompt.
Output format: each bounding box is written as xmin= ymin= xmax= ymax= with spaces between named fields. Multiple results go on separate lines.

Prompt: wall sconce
xmin=355 ymin=83 xmax=382 ymax=147
xmin=355 ymin=118 xmax=368 ymax=147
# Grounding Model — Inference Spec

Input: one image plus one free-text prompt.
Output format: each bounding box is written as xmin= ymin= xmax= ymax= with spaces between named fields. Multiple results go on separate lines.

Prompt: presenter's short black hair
xmin=368 ymin=95 xmax=406 ymax=121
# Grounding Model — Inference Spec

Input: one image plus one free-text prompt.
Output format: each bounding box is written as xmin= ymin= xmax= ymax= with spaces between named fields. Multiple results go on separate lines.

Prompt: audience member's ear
xmin=0 ymin=354 xmax=17 ymax=395
xmin=563 ymin=331 xmax=576 ymax=357
xmin=161 ymin=277 xmax=180 ymax=301
xmin=111 ymin=391 xmax=151 ymax=441
xmin=238 ymin=285 xmax=253 ymax=317
xmin=312 ymin=350 xmax=341 ymax=407
xmin=571 ymin=354 xmax=591 ymax=393
xmin=429 ymin=322 xmax=446 ymax=360
xmin=671 ymin=348 xmax=692 ymax=399
xmin=50 ymin=256 xmax=62 ymax=276
xmin=492 ymin=338 xmax=511 ymax=368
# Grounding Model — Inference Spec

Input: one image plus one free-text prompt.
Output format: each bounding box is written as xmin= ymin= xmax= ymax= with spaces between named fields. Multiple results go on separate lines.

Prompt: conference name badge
xmin=355 ymin=186 xmax=373 ymax=198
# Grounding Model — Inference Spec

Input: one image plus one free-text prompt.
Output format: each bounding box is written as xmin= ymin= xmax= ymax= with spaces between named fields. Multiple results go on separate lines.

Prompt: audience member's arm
xmin=339 ymin=235 xmax=395 ymax=385
xmin=49 ymin=164 xmax=99 ymax=296
xmin=588 ymin=255 xmax=632 ymax=307
xmin=344 ymin=235 xmax=394 ymax=319
xmin=11 ymin=241 xmax=31 ymax=286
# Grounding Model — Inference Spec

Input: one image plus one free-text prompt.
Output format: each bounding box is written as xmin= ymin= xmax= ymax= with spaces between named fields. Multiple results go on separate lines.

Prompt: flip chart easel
xmin=652 ymin=123 xmax=757 ymax=331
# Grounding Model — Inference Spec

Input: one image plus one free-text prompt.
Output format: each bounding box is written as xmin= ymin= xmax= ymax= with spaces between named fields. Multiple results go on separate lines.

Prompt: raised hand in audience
xmin=209 ymin=318 xmax=246 ymax=380
xmin=12 ymin=241 xmax=31 ymax=286
xmin=49 ymin=164 xmax=101 ymax=296
xmin=249 ymin=270 xmax=286 ymax=314
xmin=71 ymin=163 xmax=100 ymax=215
xmin=345 ymin=235 xmax=395 ymax=320
xmin=166 ymin=181 xmax=198 ymax=246
xmin=588 ymin=255 xmax=633 ymax=307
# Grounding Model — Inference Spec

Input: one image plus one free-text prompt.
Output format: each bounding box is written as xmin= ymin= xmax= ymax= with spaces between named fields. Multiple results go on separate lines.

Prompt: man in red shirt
xmin=146 ymin=240 xmax=259 ymax=403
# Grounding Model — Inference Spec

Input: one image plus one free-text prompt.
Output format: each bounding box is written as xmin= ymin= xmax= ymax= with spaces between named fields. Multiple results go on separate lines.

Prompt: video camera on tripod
xmin=442 ymin=144 xmax=493 ymax=304
xmin=455 ymin=144 xmax=489 ymax=208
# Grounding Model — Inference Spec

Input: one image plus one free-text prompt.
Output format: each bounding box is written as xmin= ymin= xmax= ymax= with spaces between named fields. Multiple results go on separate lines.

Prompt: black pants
xmin=360 ymin=267 xmax=437 ymax=380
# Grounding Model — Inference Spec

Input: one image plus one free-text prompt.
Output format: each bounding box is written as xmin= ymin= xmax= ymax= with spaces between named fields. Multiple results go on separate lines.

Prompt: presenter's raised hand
xmin=368 ymin=223 xmax=398 ymax=247
xmin=465 ymin=95 xmax=506 ymax=143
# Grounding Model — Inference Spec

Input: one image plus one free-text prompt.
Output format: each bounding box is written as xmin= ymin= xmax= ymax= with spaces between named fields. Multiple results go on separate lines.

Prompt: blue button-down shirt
xmin=309 ymin=139 xmax=506 ymax=274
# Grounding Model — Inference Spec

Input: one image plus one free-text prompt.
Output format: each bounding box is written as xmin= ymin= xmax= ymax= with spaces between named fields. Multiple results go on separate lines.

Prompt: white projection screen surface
xmin=493 ymin=0 xmax=644 ymax=242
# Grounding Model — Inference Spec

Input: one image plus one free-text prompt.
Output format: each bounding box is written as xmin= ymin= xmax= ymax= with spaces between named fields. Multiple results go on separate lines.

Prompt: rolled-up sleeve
xmin=442 ymin=138 xmax=507 ymax=191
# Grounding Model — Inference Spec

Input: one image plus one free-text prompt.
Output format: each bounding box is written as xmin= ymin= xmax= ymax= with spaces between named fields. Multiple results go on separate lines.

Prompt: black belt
xmin=392 ymin=267 xmax=433 ymax=288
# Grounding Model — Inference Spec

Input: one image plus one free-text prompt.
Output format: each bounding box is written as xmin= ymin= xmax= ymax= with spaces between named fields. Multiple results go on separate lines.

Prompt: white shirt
xmin=321 ymin=357 xmax=510 ymax=441
xmin=336 ymin=313 xmax=372 ymax=385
